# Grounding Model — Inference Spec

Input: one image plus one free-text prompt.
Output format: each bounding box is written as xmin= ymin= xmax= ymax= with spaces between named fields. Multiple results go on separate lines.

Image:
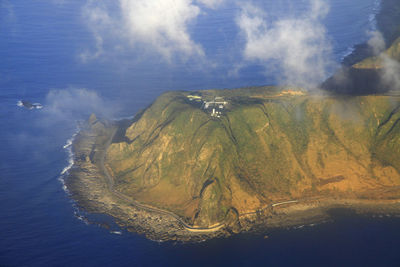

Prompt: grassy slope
xmin=105 ymin=89 xmax=400 ymax=227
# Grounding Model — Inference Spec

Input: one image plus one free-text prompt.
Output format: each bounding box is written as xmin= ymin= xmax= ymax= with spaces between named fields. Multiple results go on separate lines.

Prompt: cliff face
xmin=353 ymin=37 xmax=400 ymax=69
xmin=322 ymin=36 xmax=400 ymax=95
xmin=105 ymin=89 xmax=400 ymax=228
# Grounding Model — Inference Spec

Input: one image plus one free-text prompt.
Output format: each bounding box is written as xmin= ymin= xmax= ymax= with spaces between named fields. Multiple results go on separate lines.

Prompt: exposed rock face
xmin=105 ymin=88 xmax=400 ymax=229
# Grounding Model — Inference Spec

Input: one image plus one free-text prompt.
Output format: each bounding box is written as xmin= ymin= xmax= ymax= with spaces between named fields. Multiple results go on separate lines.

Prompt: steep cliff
xmin=322 ymin=36 xmax=400 ymax=95
xmin=353 ymin=37 xmax=400 ymax=69
xmin=104 ymin=88 xmax=400 ymax=228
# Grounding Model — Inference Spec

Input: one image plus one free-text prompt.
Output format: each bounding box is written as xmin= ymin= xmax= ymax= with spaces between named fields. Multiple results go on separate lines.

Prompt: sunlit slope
xmin=105 ymin=90 xmax=400 ymax=227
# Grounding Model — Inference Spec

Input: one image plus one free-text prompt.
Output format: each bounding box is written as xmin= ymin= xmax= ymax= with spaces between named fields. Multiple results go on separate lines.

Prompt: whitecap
xmin=58 ymin=129 xmax=79 ymax=194
xmin=33 ymin=103 xmax=43 ymax=109
xmin=74 ymin=210 xmax=89 ymax=225
xmin=368 ymin=0 xmax=382 ymax=31
xmin=63 ymin=138 xmax=73 ymax=149
xmin=60 ymin=157 xmax=74 ymax=176
xmin=340 ymin=46 xmax=355 ymax=62
xmin=110 ymin=231 xmax=122 ymax=235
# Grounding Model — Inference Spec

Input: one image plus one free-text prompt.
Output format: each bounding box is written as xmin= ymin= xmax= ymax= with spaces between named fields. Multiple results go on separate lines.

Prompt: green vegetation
xmin=105 ymin=87 xmax=400 ymax=227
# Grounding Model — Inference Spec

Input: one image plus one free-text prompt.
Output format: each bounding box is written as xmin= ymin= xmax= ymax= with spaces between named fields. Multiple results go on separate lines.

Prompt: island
xmin=66 ymin=1 xmax=400 ymax=242
xmin=66 ymin=83 xmax=400 ymax=241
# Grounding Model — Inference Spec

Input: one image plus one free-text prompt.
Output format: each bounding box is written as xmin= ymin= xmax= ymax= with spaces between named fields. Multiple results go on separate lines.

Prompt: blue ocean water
xmin=1 ymin=0 xmax=400 ymax=266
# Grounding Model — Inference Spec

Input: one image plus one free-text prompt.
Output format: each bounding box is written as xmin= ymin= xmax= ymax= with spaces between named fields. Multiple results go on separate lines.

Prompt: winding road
xmin=98 ymin=127 xmax=226 ymax=233
xmin=97 ymin=125 xmax=299 ymax=233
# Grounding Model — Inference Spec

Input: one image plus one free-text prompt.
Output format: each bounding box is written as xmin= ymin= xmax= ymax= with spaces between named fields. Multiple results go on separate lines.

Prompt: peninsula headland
xmin=67 ymin=85 xmax=400 ymax=241
xmin=66 ymin=1 xmax=400 ymax=242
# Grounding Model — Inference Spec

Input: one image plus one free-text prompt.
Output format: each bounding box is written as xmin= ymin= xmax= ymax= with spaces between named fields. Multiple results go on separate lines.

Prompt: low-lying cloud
xmin=381 ymin=55 xmax=400 ymax=90
xmin=367 ymin=31 xmax=400 ymax=91
xmin=236 ymin=0 xmax=334 ymax=88
xmin=41 ymin=88 xmax=118 ymax=126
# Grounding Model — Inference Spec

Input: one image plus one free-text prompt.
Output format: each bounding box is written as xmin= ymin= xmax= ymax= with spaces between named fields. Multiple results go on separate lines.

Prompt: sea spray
xmin=58 ymin=126 xmax=124 ymax=234
xmin=59 ymin=130 xmax=78 ymax=190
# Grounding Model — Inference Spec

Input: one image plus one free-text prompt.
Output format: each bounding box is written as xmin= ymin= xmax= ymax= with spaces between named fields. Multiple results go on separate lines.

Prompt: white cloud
xmin=367 ymin=31 xmax=385 ymax=55
xmin=236 ymin=0 xmax=334 ymax=87
xmin=120 ymin=0 xmax=204 ymax=59
xmin=368 ymin=31 xmax=400 ymax=90
xmin=196 ymin=0 xmax=224 ymax=9
xmin=82 ymin=0 xmax=205 ymax=61
xmin=43 ymin=88 xmax=118 ymax=124
xmin=80 ymin=1 xmax=115 ymax=62
xmin=381 ymin=55 xmax=400 ymax=90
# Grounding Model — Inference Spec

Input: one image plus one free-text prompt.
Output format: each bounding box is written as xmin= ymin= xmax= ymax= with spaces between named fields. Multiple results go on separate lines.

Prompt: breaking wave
xmin=17 ymin=100 xmax=43 ymax=109
xmin=340 ymin=46 xmax=356 ymax=61
xmin=110 ymin=231 xmax=122 ymax=235
xmin=58 ymin=129 xmax=79 ymax=193
xmin=369 ymin=0 xmax=382 ymax=31
xmin=32 ymin=103 xmax=43 ymax=109
xmin=340 ymin=0 xmax=382 ymax=62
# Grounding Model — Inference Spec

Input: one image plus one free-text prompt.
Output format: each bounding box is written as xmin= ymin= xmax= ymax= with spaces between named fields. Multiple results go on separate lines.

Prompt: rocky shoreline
xmin=66 ymin=116 xmax=229 ymax=242
xmin=66 ymin=116 xmax=400 ymax=242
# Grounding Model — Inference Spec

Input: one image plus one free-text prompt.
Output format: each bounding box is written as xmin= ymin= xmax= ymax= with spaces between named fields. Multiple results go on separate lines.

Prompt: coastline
xmin=342 ymin=0 xmax=400 ymax=66
xmin=66 ymin=118 xmax=229 ymax=242
xmin=63 ymin=0 xmax=400 ymax=242
xmin=66 ymin=117 xmax=400 ymax=242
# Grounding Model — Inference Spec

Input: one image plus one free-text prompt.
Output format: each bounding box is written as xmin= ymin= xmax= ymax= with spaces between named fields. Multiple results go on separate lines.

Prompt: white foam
xmin=63 ymin=138 xmax=73 ymax=149
xmin=340 ymin=0 xmax=382 ymax=63
xmin=17 ymin=100 xmax=43 ymax=109
xmin=60 ymin=131 xmax=78 ymax=175
xmin=74 ymin=210 xmax=89 ymax=225
xmin=110 ymin=231 xmax=122 ymax=235
xmin=58 ymin=129 xmax=79 ymax=194
xmin=368 ymin=0 xmax=381 ymax=31
xmin=57 ymin=129 xmax=103 ymax=228
xmin=60 ymin=157 xmax=74 ymax=175
xmin=59 ymin=177 xmax=68 ymax=193
xmin=33 ymin=103 xmax=43 ymax=109
xmin=293 ymin=225 xmax=305 ymax=230
xmin=340 ymin=46 xmax=356 ymax=61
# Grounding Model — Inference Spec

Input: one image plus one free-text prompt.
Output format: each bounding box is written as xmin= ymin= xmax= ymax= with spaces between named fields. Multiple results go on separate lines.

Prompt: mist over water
xmin=2 ymin=0 xmax=400 ymax=266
